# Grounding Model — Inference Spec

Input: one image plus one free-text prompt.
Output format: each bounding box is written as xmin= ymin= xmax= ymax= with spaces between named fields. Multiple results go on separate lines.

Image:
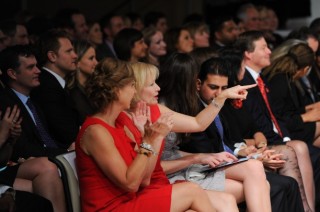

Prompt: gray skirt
xmin=168 ymin=164 xmax=225 ymax=191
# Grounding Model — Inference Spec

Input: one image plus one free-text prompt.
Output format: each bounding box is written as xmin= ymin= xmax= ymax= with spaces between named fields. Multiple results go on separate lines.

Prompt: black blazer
xmin=266 ymin=73 xmax=315 ymax=143
xmin=240 ymin=70 xmax=288 ymax=144
xmin=179 ymin=101 xmax=242 ymax=154
xmin=67 ymin=83 xmax=94 ymax=125
xmin=220 ymin=99 xmax=260 ymax=141
xmin=31 ymin=69 xmax=80 ymax=148
xmin=0 ymin=87 xmax=67 ymax=160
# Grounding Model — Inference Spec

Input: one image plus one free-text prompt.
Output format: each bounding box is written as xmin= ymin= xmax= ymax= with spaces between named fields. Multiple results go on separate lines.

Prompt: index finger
xmin=225 ymin=152 xmax=238 ymax=161
xmin=239 ymin=84 xmax=257 ymax=90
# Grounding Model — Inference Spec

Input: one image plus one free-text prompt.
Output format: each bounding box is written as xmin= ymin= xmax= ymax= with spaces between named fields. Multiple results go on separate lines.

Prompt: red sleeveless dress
xmin=76 ymin=107 xmax=171 ymax=212
xmin=116 ymin=104 xmax=170 ymax=187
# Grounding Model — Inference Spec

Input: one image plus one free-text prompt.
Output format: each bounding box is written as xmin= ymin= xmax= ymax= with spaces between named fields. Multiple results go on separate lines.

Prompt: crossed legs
xmin=13 ymin=157 xmax=66 ymax=212
xmin=224 ymin=159 xmax=271 ymax=212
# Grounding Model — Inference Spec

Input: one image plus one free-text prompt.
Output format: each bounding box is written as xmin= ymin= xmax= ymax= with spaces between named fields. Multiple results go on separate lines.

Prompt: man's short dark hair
xmin=35 ymin=29 xmax=70 ymax=66
xmin=0 ymin=45 xmax=35 ymax=84
xmin=198 ymin=57 xmax=229 ymax=82
xmin=234 ymin=30 xmax=265 ymax=53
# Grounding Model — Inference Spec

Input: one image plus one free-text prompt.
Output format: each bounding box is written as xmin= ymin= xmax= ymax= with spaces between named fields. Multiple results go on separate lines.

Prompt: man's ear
xmin=244 ymin=51 xmax=251 ymax=60
xmin=196 ymin=79 xmax=201 ymax=91
xmin=47 ymin=51 xmax=57 ymax=63
xmin=7 ymin=68 xmax=17 ymax=80
xmin=303 ymin=66 xmax=310 ymax=74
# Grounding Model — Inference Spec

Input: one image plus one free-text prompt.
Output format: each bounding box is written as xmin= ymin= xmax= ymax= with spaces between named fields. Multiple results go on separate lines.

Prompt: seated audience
xmin=164 ymin=27 xmax=194 ymax=55
xmin=0 ymin=45 xmax=69 ymax=158
xmin=264 ymin=43 xmax=320 ymax=147
xmin=220 ymin=47 xmax=314 ymax=212
xmin=236 ymin=31 xmax=316 ymax=211
xmin=257 ymin=5 xmax=283 ymax=50
xmin=157 ymin=53 xmax=271 ymax=211
xmin=96 ymin=13 xmax=125 ymax=60
xmin=0 ymin=105 xmax=54 ymax=212
xmin=76 ymin=58 xmax=218 ymax=211
xmin=113 ymin=28 xmax=147 ymax=62
xmin=236 ymin=3 xmax=261 ymax=32
xmin=0 ymin=20 xmax=29 ymax=48
xmin=142 ymin=26 xmax=167 ymax=66
xmin=184 ymin=21 xmax=210 ymax=48
xmin=209 ymin=16 xmax=239 ymax=50
xmin=53 ymin=8 xmax=89 ymax=41
xmin=286 ymin=27 xmax=320 ymax=104
xmin=32 ymin=29 xmax=80 ymax=149
xmin=87 ymin=21 xmax=103 ymax=50
xmin=0 ymin=104 xmax=65 ymax=212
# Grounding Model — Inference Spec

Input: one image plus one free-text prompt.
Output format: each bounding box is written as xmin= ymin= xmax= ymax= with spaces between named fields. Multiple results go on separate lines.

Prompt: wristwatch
xmin=140 ymin=142 xmax=158 ymax=155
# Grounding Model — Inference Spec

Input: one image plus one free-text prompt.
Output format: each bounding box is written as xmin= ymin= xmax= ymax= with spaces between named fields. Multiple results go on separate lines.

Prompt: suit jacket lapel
xmin=6 ymin=88 xmax=43 ymax=143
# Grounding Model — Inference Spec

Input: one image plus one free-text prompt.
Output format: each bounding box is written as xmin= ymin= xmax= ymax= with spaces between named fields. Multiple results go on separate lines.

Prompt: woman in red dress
xmin=75 ymin=58 xmax=217 ymax=212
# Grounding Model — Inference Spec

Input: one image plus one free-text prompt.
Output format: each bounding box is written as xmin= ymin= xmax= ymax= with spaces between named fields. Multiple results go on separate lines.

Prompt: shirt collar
xmin=42 ymin=67 xmax=66 ymax=88
xmin=197 ymin=93 xmax=208 ymax=107
xmin=246 ymin=66 xmax=260 ymax=82
xmin=11 ymin=88 xmax=29 ymax=104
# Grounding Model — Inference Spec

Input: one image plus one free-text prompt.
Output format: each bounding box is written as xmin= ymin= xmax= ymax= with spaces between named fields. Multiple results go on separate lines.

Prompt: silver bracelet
xmin=140 ymin=142 xmax=158 ymax=155
xmin=211 ymin=99 xmax=223 ymax=109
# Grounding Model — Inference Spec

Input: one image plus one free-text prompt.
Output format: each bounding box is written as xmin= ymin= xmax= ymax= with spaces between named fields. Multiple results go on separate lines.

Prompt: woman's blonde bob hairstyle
xmin=130 ymin=62 xmax=159 ymax=105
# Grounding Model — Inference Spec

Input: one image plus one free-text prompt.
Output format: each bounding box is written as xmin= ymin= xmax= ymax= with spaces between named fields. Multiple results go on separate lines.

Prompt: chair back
xmin=51 ymin=151 xmax=80 ymax=212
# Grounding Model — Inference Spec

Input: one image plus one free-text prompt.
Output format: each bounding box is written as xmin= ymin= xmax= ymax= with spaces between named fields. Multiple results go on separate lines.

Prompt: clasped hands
xmin=238 ymin=144 xmax=285 ymax=171
xmin=0 ymin=105 xmax=22 ymax=146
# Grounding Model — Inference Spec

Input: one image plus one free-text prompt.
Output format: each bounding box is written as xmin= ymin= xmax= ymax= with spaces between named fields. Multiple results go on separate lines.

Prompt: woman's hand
xmin=194 ymin=152 xmax=238 ymax=167
xmin=131 ymin=101 xmax=150 ymax=137
xmin=0 ymin=105 xmax=22 ymax=146
xmin=217 ymin=84 xmax=256 ymax=101
xmin=305 ymin=101 xmax=320 ymax=111
xmin=259 ymin=149 xmax=286 ymax=171
xmin=145 ymin=112 xmax=173 ymax=142
xmin=301 ymin=107 xmax=320 ymax=122
xmin=238 ymin=146 xmax=258 ymax=157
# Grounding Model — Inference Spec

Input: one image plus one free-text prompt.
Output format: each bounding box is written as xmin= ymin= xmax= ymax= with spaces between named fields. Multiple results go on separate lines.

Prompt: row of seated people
xmin=2 ymin=3 xmax=320 ymax=107
xmin=0 ymin=28 xmax=320 ymax=211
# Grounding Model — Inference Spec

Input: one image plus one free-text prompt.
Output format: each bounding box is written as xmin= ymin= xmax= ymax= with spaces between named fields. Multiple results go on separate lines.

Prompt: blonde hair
xmin=271 ymin=39 xmax=307 ymax=62
xmin=130 ymin=62 xmax=159 ymax=104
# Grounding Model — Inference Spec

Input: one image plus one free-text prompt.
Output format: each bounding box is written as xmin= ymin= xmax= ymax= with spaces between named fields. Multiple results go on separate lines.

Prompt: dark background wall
xmin=0 ymin=0 xmax=313 ymax=29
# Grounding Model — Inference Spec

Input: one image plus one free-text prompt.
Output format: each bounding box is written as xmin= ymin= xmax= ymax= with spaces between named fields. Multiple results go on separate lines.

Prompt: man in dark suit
xmin=209 ymin=16 xmax=239 ymax=51
xmin=236 ymin=30 xmax=319 ymax=211
xmin=180 ymin=57 xmax=304 ymax=212
xmin=0 ymin=45 xmax=67 ymax=211
xmin=235 ymin=31 xmax=291 ymax=144
xmin=31 ymin=29 xmax=79 ymax=149
xmin=0 ymin=45 xmax=69 ymax=159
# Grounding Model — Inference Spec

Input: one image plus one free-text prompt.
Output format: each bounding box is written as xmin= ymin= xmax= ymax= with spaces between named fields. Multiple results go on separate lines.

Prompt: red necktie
xmin=256 ymin=76 xmax=283 ymax=137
